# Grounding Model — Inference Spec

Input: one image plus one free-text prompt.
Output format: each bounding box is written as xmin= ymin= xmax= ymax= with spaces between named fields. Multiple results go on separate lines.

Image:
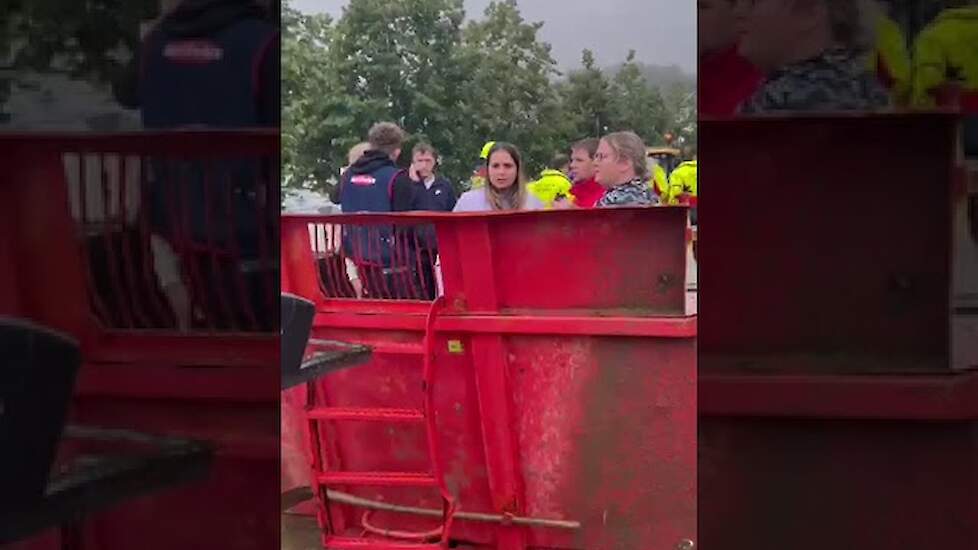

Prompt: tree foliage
xmin=288 ymin=0 xmax=699 ymax=191
xmin=0 ymin=0 xmax=156 ymax=115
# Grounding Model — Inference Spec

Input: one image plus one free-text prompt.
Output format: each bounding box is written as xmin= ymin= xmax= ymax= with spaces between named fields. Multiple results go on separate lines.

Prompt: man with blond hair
xmin=593 ymin=131 xmax=659 ymax=207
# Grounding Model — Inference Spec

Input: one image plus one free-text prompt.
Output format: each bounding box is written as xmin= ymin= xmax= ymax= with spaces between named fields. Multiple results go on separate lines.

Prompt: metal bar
xmin=390 ymin=223 xmax=410 ymax=299
xmin=699 ymin=371 xmax=978 ymax=420
xmin=318 ymin=471 xmax=438 ymax=487
xmin=422 ymin=296 xmax=457 ymax=543
xmin=454 ymin=220 xmax=526 ymax=550
xmin=313 ymin=311 xmax=697 ymax=337
xmin=411 ymin=226 xmax=430 ymax=300
xmin=204 ymin=162 xmax=235 ymax=330
xmin=73 ymin=363 xmax=278 ymax=403
xmin=305 ymin=381 xmax=340 ymax=537
xmin=82 ymin=333 xmax=277 ymax=367
xmin=173 ymin=160 xmax=211 ymax=332
xmin=225 ymin=169 xmax=259 ymax=331
xmin=254 ymin=165 xmax=276 ymax=330
xmin=74 ymin=155 xmax=112 ymax=327
xmin=317 ymin=300 xmax=432 ymax=316
xmin=370 ymin=225 xmax=392 ymax=300
xmin=113 ymin=153 xmax=150 ymax=329
xmin=323 ymin=536 xmax=441 ymax=550
xmin=324 ymin=489 xmax=581 ymax=530
xmin=308 ymin=338 xmax=423 ymax=356
xmin=98 ymin=156 xmax=133 ymax=329
xmin=306 ymin=407 xmax=424 ymax=422
xmin=137 ymin=155 xmax=172 ymax=328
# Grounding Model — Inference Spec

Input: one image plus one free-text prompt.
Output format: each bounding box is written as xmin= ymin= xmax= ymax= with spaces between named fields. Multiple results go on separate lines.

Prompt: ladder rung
xmin=319 ymin=471 xmax=437 ymax=487
xmin=308 ymin=407 xmax=424 ymax=422
xmin=324 ymin=536 xmax=441 ymax=549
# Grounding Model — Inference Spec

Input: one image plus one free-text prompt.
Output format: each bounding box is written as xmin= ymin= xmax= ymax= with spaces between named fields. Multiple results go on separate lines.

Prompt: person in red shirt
xmin=568 ymin=138 xmax=605 ymax=207
xmin=698 ymin=0 xmax=764 ymax=117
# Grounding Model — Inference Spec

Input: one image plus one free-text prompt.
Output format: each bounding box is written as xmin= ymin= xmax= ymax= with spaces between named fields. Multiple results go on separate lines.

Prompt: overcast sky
xmin=289 ymin=0 xmax=696 ymax=75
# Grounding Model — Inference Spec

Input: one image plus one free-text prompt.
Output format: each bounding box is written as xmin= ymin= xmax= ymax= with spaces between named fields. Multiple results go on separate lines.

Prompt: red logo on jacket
xmin=350 ymin=175 xmax=377 ymax=186
xmin=163 ymin=40 xmax=224 ymax=64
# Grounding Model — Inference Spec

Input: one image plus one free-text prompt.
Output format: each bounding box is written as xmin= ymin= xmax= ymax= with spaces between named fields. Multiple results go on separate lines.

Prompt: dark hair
xmin=548 ymin=153 xmax=570 ymax=171
xmin=412 ymin=142 xmax=438 ymax=161
xmin=484 ymin=142 xmax=527 ymax=211
xmin=571 ymin=137 xmax=600 ymax=159
xmin=367 ymin=121 xmax=405 ymax=155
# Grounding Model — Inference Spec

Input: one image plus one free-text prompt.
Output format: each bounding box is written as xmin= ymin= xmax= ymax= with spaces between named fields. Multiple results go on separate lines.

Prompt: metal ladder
xmin=304 ymin=297 xmax=456 ymax=549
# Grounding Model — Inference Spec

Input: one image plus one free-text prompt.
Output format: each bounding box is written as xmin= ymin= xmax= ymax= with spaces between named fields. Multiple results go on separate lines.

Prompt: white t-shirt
xmin=452 ymin=187 xmax=544 ymax=212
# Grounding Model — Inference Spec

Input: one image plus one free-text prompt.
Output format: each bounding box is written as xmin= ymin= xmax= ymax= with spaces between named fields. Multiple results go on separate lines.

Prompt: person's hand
xmin=552 ymin=197 xmax=575 ymax=210
xmin=409 ymin=163 xmax=420 ymax=182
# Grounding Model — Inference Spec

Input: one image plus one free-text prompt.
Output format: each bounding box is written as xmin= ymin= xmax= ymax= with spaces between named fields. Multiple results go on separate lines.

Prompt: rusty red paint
xmin=698 ymin=113 xmax=977 ymax=550
xmin=282 ymin=209 xmax=697 ymax=549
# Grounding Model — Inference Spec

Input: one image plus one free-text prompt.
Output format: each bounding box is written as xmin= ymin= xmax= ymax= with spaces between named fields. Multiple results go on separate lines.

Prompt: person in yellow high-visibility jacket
xmin=468 ymin=141 xmax=496 ymax=189
xmin=911 ymin=2 xmax=978 ymax=156
xmin=650 ymin=160 xmax=669 ymax=201
xmin=869 ymin=3 xmax=911 ymax=106
xmin=669 ymin=148 xmax=697 ymax=223
xmin=669 ymin=160 xmax=696 ymax=201
xmin=527 ymin=153 xmax=575 ymax=208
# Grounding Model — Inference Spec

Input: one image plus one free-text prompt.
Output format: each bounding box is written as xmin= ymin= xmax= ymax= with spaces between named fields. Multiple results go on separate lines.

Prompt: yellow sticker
xmin=447 ymin=340 xmax=464 ymax=354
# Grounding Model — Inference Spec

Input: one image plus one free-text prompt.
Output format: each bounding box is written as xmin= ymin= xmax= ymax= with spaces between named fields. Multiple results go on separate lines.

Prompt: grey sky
xmin=289 ymin=0 xmax=696 ymax=75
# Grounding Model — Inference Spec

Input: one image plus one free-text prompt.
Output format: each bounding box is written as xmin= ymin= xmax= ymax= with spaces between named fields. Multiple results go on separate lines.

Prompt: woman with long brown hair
xmin=453 ymin=142 xmax=544 ymax=212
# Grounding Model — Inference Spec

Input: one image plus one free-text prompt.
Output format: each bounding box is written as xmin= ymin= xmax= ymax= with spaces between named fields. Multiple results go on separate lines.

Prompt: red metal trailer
xmin=0 ymin=131 xmax=280 ymax=550
xmin=698 ymin=112 xmax=978 ymax=550
xmin=281 ymin=208 xmax=698 ymax=549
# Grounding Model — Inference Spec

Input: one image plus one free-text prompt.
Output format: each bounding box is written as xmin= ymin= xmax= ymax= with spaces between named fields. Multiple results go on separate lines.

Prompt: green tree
xmin=460 ymin=0 xmax=567 ymax=178
xmin=1 ymin=0 xmax=156 ymax=115
xmin=282 ymin=1 xmax=341 ymax=188
xmin=609 ymin=49 xmax=667 ymax=145
xmin=558 ymin=49 xmax=615 ymax=141
xmin=280 ymin=0 xmax=694 ymax=191
xmin=322 ymin=0 xmax=469 ymax=185
xmin=661 ymin=80 xmax=696 ymax=148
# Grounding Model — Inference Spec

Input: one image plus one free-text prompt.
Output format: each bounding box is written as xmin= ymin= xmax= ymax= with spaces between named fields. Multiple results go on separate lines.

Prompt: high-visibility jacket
xmin=911 ymin=6 xmax=978 ymax=109
xmin=870 ymin=12 xmax=911 ymax=105
xmin=527 ymin=169 xmax=574 ymax=208
xmin=469 ymin=141 xmax=497 ymax=189
xmin=650 ymin=163 xmax=669 ymax=199
xmin=669 ymin=161 xmax=697 ymax=206
xmin=480 ymin=141 xmax=496 ymax=159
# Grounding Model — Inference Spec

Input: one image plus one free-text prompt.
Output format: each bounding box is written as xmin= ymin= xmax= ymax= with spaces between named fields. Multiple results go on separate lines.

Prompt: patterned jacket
xmin=740 ymin=48 xmax=891 ymax=114
xmin=597 ymin=179 xmax=659 ymax=207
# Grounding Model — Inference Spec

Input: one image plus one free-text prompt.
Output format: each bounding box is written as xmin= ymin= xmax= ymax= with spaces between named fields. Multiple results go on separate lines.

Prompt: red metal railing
xmin=1 ymin=131 xmax=279 ymax=375
xmin=303 ymin=219 xmax=439 ymax=301
xmin=0 ymin=131 xmax=280 ymax=550
xmin=283 ymin=208 xmax=698 ymax=550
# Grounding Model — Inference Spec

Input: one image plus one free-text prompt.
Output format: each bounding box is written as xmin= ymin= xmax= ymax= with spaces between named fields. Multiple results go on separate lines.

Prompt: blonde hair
xmin=601 ymin=131 xmax=650 ymax=180
xmin=485 ymin=142 xmax=528 ymax=211
xmin=347 ymin=142 xmax=370 ymax=165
